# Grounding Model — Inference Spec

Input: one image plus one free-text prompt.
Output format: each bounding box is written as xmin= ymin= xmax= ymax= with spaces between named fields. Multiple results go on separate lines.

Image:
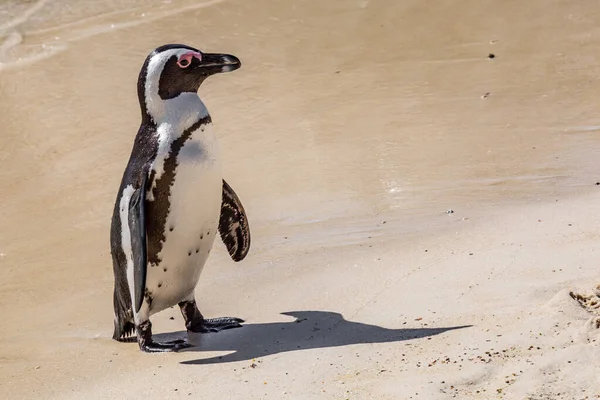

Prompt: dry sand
xmin=2 ymin=0 xmax=600 ymax=398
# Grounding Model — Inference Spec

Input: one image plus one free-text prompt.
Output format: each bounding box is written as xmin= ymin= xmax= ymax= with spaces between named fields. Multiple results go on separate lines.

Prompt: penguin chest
xmin=145 ymin=127 xmax=222 ymax=313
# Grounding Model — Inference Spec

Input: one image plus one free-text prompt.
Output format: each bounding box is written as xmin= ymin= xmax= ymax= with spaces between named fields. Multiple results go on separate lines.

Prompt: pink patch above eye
xmin=177 ymin=51 xmax=202 ymax=68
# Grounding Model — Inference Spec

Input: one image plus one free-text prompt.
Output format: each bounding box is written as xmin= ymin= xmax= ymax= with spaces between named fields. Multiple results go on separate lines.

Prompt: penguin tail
xmin=113 ymin=319 xmax=136 ymax=342
xmin=112 ymin=286 xmax=136 ymax=341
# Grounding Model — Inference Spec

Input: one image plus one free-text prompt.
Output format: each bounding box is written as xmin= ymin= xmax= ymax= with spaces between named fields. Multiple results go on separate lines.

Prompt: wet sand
xmin=2 ymin=0 xmax=600 ymax=398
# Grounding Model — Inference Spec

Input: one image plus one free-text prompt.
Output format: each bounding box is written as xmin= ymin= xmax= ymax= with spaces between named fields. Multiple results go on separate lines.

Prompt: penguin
xmin=110 ymin=44 xmax=251 ymax=353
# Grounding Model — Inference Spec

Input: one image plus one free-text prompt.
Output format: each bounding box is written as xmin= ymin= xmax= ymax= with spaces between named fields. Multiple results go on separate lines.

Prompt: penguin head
xmin=138 ymin=44 xmax=241 ymax=121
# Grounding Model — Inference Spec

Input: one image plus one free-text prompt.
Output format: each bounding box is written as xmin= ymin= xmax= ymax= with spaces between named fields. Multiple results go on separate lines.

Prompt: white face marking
xmin=144 ymin=48 xmax=211 ymax=199
xmin=144 ymin=48 xmax=209 ymax=127
xmin=119 ymin=185 xmax=136 ymax=311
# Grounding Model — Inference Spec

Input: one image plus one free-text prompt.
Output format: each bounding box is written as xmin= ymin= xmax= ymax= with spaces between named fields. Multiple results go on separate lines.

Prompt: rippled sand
xmin=2 ymin=0 xmax=600 ymax=398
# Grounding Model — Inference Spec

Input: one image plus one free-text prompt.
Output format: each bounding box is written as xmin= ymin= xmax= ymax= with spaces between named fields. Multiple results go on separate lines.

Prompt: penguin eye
xmin=177 ymin=58 xmax=191 ymax=68
xmin=177 ymin=51 xmax=201 ymax=69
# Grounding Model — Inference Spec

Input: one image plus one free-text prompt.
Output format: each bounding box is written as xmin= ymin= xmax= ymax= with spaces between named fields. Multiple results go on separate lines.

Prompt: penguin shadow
xmin=154 ymin=311 xmax=471 ymax=365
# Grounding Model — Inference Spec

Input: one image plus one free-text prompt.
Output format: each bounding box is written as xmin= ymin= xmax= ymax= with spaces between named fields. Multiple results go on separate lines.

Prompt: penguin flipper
xmin=128 ymin=173 xmax=148 ymax=313
xmin=219 ymin=179 xmax=251 ymax=262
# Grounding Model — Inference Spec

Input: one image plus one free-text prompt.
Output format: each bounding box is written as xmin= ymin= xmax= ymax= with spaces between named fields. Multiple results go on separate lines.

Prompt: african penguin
xmin=110 ymin=44 xmax=251 ymax=353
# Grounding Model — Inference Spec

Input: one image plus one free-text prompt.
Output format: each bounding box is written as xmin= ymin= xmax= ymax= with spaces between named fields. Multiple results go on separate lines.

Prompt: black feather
xmin=129 ymin=172 xmax=148 ymax=313
xmin=219 ymin=180 xmax=251 ymax=262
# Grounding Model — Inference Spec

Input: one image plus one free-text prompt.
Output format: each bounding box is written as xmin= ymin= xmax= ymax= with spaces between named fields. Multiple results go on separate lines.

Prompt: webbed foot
xmin=179 ymin=300 xmax=244 ymax=333
xmin=203 ymin=317 xmax=244 ymax=331
xmin=140 ymin=339 xmax=192 ymax=353
xmin=136 ymin=320 xmax=193 ymax=353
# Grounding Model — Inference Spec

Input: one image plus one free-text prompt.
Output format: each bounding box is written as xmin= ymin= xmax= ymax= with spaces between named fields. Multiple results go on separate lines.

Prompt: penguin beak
xmin=199 ymin=53 xmax=241 ymax=74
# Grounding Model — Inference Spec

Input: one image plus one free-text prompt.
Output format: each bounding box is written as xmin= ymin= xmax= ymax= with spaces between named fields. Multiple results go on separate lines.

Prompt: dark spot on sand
xmin=195 ymin=248 xmax=199 ymax=253
xmin=169 ymin=226 xmax=174 ymax=232
xmin=163 ymin=268 xmax=167 ymax=272
xmin=200 ymin=233 xmax=204 ymax=239
xmin=188 ymin=251 xmax=192 ymax=256
xmin=158 ymin=283 xmax=162 ymax=288
xmin=207 ymin=230 xmax=211 ymax=236
xmin=488 ymin=53 xmax=495 ymax=59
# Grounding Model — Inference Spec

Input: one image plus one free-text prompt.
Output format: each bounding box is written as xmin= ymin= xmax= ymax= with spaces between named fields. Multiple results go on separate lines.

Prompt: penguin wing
xmin=128 ymin=172 xmax=148 ymax=313
xmin=219 ymin=179 xmax=251 ymax=262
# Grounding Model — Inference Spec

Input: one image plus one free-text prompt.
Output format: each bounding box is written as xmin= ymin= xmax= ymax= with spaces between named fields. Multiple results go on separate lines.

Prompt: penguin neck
xmin=144 ymin=92 xmax=210 ymax=133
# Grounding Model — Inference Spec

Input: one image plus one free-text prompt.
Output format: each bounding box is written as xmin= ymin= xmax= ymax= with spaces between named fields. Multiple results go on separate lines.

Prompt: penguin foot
xmin=179 ymin=300 xmax=244 ymax=333
xmin=187 ymin=317 xmax=244 ymax=333
xmin=136 ymin=320 xmax=193 ymax=352
xmin=140 ymin=340 xmax=193 ymax=353
xmin=205 ymin=317 xmax=245 ymax=330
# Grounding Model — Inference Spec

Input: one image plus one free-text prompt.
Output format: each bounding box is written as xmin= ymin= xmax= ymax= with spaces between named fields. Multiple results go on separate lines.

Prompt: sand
xmin=2 ymin=0 xmax=600 ymax=398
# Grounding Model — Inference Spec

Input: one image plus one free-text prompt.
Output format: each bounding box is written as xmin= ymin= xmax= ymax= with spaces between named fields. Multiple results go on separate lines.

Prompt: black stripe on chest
xmin=146 ymin=115 xmax=212 ymax=266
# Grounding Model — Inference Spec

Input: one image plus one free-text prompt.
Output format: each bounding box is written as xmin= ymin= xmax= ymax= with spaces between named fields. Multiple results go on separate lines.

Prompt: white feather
xmin=119 ymin=184 xmax=136 ymax=310
xmin=145 ymin=122 xmax=222 ymax=315
xmin=144 ymin=50 xmax=210 ymax=198
xmin=144 ymin=49 xmax=209 ymax=126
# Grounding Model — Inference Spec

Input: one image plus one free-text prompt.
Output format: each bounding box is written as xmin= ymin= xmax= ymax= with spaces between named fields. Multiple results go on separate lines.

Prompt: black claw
xmin=174 ymin=342 xmax=194 ymax=351
xmin=205 ymin=317 xmax=245 ymax=325
xmin=203 ymin=317 xmax=244 ymax=331
xmin=186 ymin=317 xmax=244 ymax=333
xmin=140 ymin=341 xmax=193 ymax=353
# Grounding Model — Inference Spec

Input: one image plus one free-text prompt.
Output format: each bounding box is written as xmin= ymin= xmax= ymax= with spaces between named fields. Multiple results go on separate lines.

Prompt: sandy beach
xmin=2 ymin=0 xmax=600 ymax=398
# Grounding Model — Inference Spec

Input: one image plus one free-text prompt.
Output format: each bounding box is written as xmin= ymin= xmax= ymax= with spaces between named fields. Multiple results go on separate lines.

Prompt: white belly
xmin=146 ymin=124 xmax=222 ymax=315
